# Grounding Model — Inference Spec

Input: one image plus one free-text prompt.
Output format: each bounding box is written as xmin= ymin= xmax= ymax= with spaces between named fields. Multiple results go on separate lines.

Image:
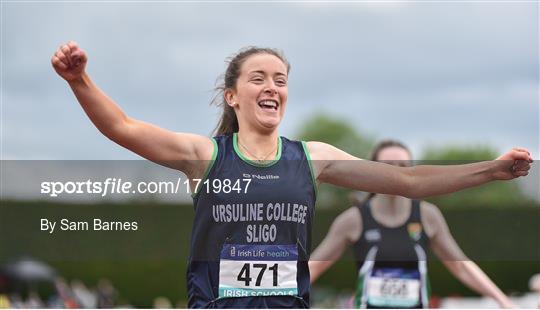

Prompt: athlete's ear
xmin=224 ymin=88 xmax=237 ymax=107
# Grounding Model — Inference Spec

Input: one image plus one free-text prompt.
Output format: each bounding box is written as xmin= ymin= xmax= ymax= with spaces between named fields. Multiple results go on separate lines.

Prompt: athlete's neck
xmin=236 ymin=129 xmax=279 ymax=161
xmin=371 ymin=195 xmax=411 ymax=225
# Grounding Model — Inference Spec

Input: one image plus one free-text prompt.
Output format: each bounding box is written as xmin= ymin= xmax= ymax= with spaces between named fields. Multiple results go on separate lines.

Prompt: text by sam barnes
xmin=41 ymin=218 xmax=138 ymax=234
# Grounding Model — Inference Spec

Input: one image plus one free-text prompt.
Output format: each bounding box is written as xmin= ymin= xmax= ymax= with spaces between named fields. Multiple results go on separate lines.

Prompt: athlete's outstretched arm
xmin=306 ymin=142 xmax=532 ymax=199
xmin=421 ymin=202 xmax=516 ymax=308
xmin=51 ymin=41 xmax=213 ymax=176
xmin=309 ymin=207 xmax=362 ymax=283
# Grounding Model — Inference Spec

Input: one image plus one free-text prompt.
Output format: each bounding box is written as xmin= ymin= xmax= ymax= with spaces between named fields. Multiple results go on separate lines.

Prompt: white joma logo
xmin=242 ymin=173 xmax=280 ymax=180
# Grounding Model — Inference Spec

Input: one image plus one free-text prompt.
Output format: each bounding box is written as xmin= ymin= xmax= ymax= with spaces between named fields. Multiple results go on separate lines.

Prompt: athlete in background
xmin=309 ymin=140 xmax=516 ymax=308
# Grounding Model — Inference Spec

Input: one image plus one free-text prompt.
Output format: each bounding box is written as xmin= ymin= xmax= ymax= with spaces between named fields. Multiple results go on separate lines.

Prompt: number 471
xmin=237 ymin=263 xmax=278 ymax=287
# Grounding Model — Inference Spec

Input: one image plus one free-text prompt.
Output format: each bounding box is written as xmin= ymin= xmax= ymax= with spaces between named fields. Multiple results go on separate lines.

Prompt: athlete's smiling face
xmin=226 ymin=53 xmax=288 ymax=133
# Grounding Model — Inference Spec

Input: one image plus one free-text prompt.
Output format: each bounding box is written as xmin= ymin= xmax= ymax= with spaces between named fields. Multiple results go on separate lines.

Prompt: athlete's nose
xmin=264 ymin=87 xmax=278 ymax=96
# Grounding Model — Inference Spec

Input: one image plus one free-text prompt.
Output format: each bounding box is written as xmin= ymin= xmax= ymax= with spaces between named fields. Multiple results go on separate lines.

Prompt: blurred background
xmin=1 ymin=1 xmax=539 ymax=308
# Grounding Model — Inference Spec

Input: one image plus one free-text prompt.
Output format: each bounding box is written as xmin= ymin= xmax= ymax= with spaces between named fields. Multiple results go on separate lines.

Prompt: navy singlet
xmin=188 ymin=133 xmax=317 ymax=308
xmin=352 ymin=200 xmax=430 ymax=309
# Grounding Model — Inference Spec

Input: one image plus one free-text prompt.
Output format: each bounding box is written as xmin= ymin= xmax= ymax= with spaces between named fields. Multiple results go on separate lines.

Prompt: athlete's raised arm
xmin=421 ymin=202 xmax=516 ymax=308
xmin=51 ymin=41 xmax=213 ymax=177
xmin=306 ymin=142 xmax=532 ymax=199
xmin=309 ymin=207 xmax=362 ymax=283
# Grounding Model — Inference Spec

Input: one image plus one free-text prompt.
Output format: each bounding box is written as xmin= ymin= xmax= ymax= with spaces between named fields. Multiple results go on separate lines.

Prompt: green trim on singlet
xmin=354 ymin=273 xmax=366 ymax=308
xmin=191 ymin=138 xmax=218 ymax=198
xmin=301 ymin=141 xmax=318 ymax=198
xmin=426 ymin=275 xmax=432 ymax=307
xmin=232 ymin=132 xmax=282 ymax=167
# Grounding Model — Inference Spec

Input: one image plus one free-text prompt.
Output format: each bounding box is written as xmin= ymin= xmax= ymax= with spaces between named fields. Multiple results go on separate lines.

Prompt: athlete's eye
xmin=251 ymin=77 xmax=264 ymax=83
xmin=276 ymin=80 xmax=287 ymax=86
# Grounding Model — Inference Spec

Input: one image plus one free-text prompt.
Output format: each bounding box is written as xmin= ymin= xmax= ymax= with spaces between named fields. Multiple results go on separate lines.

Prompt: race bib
xmin=218 ymin=244 xmax=298 ymax=298
xmin=366 ymin=268 xmax=421 ymax=308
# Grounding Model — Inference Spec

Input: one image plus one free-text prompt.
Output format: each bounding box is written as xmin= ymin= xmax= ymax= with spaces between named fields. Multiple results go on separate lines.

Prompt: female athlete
xmin=309 ymin=140 xmax=516 ymax=308
xmin=52 ymin=42 xmax=531 ymax=308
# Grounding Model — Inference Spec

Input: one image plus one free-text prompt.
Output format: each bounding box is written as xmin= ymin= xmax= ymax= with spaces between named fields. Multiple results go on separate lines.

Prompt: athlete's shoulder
xmin=280 ymin=136 xmax=306 ymax=149
xmin=419 ymin=201 xmax=445 ymax=239
xmin=304 ymin=141 xmax=360 ymax=161
xmin=277 ymin=136 xmax=310 ymax=160
xmin=303 ymin=141 xmax=330 ymax=158
xmin=279 ymin=135 xmax=303 ymax=147
xmin=279 ymin=135 xmax=296 ymax=142
xmin=419 ymin=201 xmax=442 ymax=218
xmin=212 ymin=133 xmax=233 ymax=141
xmin=210 ymin=133 xmax=234 ymax=152
xmin=332 ymin=206 xmax=363 ymax=244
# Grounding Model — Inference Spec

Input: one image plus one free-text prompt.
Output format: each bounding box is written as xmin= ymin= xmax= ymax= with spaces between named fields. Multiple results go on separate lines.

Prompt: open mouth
xmin=258 ymin=99 xmax=279 ymax=111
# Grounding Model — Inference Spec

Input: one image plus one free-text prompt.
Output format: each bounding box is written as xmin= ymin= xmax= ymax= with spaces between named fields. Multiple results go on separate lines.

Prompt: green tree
xmin=295 ymin=113 xmax=374 ymax=209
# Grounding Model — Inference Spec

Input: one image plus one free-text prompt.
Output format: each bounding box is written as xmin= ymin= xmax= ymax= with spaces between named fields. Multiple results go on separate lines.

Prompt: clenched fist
xmin=494 ymin=147 xmax=533 ymax=180
xmin=51 ymin=41 xmax=88 ymax=82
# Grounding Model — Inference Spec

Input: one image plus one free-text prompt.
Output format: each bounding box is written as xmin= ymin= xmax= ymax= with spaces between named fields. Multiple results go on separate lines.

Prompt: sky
xmin=1 ymin=1 xmax=538 ymax=202
xmin=2 ymin=1 xmax=538 ymax=161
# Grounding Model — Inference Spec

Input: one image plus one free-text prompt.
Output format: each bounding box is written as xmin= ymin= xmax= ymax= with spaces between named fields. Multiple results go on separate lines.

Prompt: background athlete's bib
xmin=366 ymin=268 xmax=421 ymax=308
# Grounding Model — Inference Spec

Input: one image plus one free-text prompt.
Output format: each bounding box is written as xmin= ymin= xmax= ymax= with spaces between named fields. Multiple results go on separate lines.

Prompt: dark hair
xmin=211 ymin=47 xmax=291 ymax=136
xmin=349 ymin=139 xmax=412 ymax=206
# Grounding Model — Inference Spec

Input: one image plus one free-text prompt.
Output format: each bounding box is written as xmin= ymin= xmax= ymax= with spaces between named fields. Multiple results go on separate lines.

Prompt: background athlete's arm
xmin=309 ymin=207 xmax=362 ymax=283
xmin=306 ymin=142 xmax=532 ymax=199
xmin=51 ymin=41 xmax=213 ymax=177
xmin=421 ymin=202 xmax=516 ymax=308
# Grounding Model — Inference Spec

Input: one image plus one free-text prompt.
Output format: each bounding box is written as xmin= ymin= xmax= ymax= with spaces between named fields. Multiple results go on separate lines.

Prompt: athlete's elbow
xmin=448 ymin=259 xmax=472 ymax=279
xmin=100 ymin=117 xmax=133 ymax=144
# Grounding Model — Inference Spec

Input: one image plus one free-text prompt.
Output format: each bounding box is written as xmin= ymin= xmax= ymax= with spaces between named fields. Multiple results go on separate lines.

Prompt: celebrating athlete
xmin=52 ymin=42 xmax=532 ymax=308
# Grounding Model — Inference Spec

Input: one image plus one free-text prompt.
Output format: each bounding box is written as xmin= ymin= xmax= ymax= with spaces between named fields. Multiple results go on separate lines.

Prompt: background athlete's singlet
xmin=352 ymin=201 xmax=430 ymax=309
xmin=188 ymin=133 xmax=317 ymax=308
